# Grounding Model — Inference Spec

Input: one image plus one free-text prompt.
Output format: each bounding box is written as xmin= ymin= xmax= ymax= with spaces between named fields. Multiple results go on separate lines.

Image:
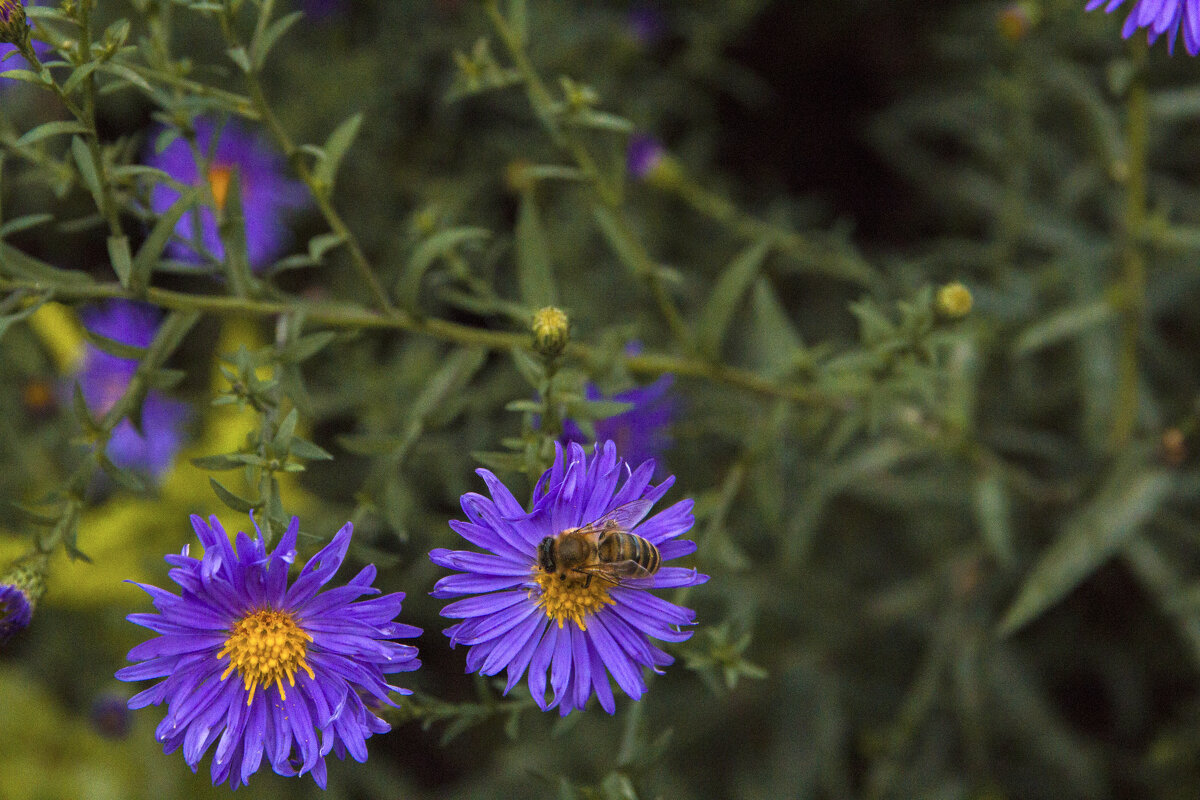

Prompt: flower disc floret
xmin=117 ymin=515 xmax=421 ymax=789
xmin=431 ymin=441 xmax=707 ymax=716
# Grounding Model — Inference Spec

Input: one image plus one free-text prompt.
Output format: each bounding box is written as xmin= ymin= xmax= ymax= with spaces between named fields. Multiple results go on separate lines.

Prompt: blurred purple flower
xmin=626 ymin=4 xmax=667 ymax=45
xmin=302 ymin=0 xmax=344 ymax=21
xmin=91 ymin=693 xmax=133 ymax=739
xmin=0 ymin=583 xmax=32 ymax=643
xmin=145 ymin=118 xmax=308 ymax=269
xmin=563 ymin=375 xmax=675 ymax=473
xmin=1086 ymin=0 xmax=1200 ymax=54
xmin=78 ymin=300 xmax=189 ymax=479
xmin=430 ymin=441 xmax=705 ymax=716
xmin=117 ymin=515 xmax=421 ymax=789
xmin=627 ymin=132 xmax=667 ymax=180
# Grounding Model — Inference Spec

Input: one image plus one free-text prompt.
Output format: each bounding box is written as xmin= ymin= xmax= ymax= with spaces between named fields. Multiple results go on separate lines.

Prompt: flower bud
xmin=0 ymin=0 xmax=27 ymax=46
xmin=531 ymin=306 xmax=569 ymax=359
xmin=0 ymin=552 xmax=48 ymax=643
xmin=935 ymin=282 xmax=973 ymax=319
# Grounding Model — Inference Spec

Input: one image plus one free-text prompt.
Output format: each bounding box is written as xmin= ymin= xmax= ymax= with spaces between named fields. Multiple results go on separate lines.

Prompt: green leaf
xmin=132 ymin=187 xmax=196 ymax=290
xmin=313 ymin=112 xmax=364 ymax=191
xmin=71 ymin=136 xmax=106 ymax=214
xmin=15 ymin=121 xmax=91 ymax=148
xmin=697 ymin=239 xmax=771 ymax=359
xmin=273 ymin=408 xmax=300 ymax=452
xmin=217 ymin=169 xmax=254 ymax=297
xmin=307 ymin=232 xmax=345 ymax=263
xmin=0 ymin=242 xmax=95 ymax=285
xmin=62 ymin=62 xmax=100 ymax=96
xmin=511 ymin=346 xmax=544 ymax=387
xmin=1013 ymin=299 xmax=1116 ymax=356
xmin=190 ymin=453 xmax=249 ymax=471
xmin=746 ymin=276 xmax=804 ymax=375
xmin=288 ymin=436 xmax=333 ymax=461
xmin=0 ymin=294 xmax=49 ymax=342
xmin=515 ymin=193 xmax=557 ymax=308
xmin=226 ymin=46 xmax=252 ymax=74
xmin=81 ymin=327 xmax=147 ymax=360
xmin=251 ymin=10 xmax=304 ymax=71
xmin=97 ymin=453 xmax=147 ymax=493
xmin=209 ymin=478 xmax=257 ymax=513
xmin=0 ymin=213 xmax=53 ymax=238
xmin=972 ymin=469 xmax=1014 ymax=565
xmin=410 ymin=347 xmax=488 ymax=422
xmin=398 ymin=226 xmax=491 ymax=311
xmin=278 ymin=331 xmax=337 ymax=363
xmin=998 ymin=463 xmax=1173 ymax=637
xmin=107 ymin=235 xmax=133 ymax=288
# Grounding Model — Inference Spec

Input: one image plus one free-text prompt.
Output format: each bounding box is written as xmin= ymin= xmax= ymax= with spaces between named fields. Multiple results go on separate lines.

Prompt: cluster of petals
xmin=1087 ymin=0 xmax=1200 ymax=55
xmin=430 ymin=441 xmax=707 ymax=715
xmin=117 ymin=515 xmax=420 ymax=789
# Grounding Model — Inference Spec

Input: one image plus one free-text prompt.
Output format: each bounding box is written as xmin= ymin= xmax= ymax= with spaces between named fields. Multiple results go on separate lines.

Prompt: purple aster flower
xmin=145 ymin=118 xmax=308 ymax=269
xmin=627 ymin=132 xmax=667 ymax=181
xmin=117 ymin=515 xmax=421 ymax=789
xmin=563 ymin=375 xmax=676 ymax=473
xmin=91 ymin=692 xmax=133 ymax=739
xmin=626 ymin=4 xmax=667 ymax=46
xmin=0 ymin=584 xmax=33 ymax=642
xmin=1086 ymin=0 xmax=1200 ymax=54
xmin=0 ymin=553 xmax=47 ymax=644
xmin=77 ymin=300 xmax=190 ymax=479
xmin=302 ymin=0 xmax=345 ymax=21
xmin=430 ymin=441 xmax=706 ymax=716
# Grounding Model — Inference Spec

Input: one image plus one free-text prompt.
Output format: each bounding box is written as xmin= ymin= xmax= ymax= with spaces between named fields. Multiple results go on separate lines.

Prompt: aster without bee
xmin=117 ymin=515 xmax=421 ymax=789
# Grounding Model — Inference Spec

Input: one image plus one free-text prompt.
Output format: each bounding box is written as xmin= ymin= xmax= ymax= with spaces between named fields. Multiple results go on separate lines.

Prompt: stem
xmin=483 ymin=0 xmax=693 ymax=350
xmin=219 ymin=5 xmax=395 ymax=314
xmin=1110 ymin=40 xmax=1148 ymax=451
xmin=0 ymin=276 xmax=835 ymax=406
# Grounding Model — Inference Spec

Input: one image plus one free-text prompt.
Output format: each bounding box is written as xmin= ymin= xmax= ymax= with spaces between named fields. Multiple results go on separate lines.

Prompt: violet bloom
xmin=626 ymin=4 xmax=667 ymax=46
xmin=627 ymin=132 xmax=667 ymax=180
xmin=0 ymin=584 xmax=33 ymax=642
xmin=302 ymin=0 xmax=345 ymax=20
xmin=563 ymin=375 xmax=675 ymax=473
xmin=145 ymin=118 xmax=308 ymax=269
xmin=431 ymin=441 xmax=706 ymax=715
xmin=117 ymin=515 xmax=421 ymax=789
xmin=0 ymin=553 xmax=47 ymax=644
xmin=78 ymin=300 xmax=189 ymax=480
xmin=1086 ymin=0 xmax=1200 ymax=54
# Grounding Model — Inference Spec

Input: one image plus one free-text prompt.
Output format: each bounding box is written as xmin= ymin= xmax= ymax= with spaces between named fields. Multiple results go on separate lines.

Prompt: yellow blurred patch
xmin=26 ymin=302 xmax=85 ymax=374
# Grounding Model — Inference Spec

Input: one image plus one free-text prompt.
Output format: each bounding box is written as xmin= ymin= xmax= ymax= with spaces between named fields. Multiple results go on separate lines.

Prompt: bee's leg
xmin=583 ymin=573 xmax=592 ymax=589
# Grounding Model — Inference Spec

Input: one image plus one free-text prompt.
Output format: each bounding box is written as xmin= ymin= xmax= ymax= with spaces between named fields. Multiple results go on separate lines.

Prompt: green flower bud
xmin=936 ymin=282 xmax=973 ymax=319
xmin=531 ymin=306 xmax=569 ymax=359
xmin=0 ymin=0 xmax=28 ymax=46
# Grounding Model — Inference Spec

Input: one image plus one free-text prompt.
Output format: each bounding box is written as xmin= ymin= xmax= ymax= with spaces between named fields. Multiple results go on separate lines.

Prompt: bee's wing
xmin=583 ymin=499 xmax=654 ymax=532
xmin=572 ymin=559 xmax=654 ymax=586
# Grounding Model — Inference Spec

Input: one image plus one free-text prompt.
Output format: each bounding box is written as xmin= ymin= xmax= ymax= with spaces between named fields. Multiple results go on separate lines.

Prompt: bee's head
xmin=537 ymin=537 xmax=556 ymax=573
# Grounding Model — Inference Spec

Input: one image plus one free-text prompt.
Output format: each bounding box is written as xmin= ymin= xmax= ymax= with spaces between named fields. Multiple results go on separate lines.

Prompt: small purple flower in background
xmin=145 ymin=118 xmax=308 ymax=269
xmin=563 ymin=374 xmax=676 ymax=474
xmin=1086 ymin=0 xmax=1200 ymax=54
xmin=431 ymin=441 xmax=706 ymax=716
xmin=90 ymin=693 xmax=133 ymax=739
xmin=117 ymin=515 xmax=421 ymax=789
xmin=302 ymin=0 xmax=345 ymax=22
xmin=78 ymin=300 xmax=189 ymax=480
xmin=626 ymin=4 xmax=667 ymax=46
xmin=627 ymin=132 xmax=667 ymax=181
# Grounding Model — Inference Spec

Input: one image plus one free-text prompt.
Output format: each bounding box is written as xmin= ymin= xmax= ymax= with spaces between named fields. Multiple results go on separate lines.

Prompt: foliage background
xmin=3 ymin=0 xmax=1200 ymax=798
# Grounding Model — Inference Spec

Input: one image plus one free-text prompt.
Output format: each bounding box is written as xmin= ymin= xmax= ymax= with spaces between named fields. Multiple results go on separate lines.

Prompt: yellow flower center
xmin=217 ymin=608 xmax=314 ymax=705
xmin=206 ymin=165 xmax=233 ymax=212
xmin=530 ymin=569 xmax=615 ymax=631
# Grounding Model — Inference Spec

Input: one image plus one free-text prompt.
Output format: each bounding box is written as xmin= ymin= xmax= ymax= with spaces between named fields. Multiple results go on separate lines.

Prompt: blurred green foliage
xmin=4 ymin=0 xmax=1200 ymax=798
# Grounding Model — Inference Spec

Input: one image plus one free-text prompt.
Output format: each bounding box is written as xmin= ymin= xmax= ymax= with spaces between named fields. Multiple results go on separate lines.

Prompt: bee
xmin=537 ymin=500 xmax=661 ymax=588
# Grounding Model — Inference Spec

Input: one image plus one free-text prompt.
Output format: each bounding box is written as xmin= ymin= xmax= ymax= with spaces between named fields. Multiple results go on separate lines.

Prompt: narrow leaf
xmin=697 ymin=239 xmax=772 ymax=358
xmin=515 ymin=193 xmax=556 ymax=307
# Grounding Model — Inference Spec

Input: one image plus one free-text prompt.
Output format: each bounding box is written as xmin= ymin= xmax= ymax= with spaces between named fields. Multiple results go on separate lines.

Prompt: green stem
xmin=1111 ymin=40 xmax=1148 ymax=451
xmin=483 ymin=0 xmax=693 ymax=350
xmin=219 ymin=5 xmax=394 ymax=315
xmin=0 ymin=277 xmax=835 ymax=406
